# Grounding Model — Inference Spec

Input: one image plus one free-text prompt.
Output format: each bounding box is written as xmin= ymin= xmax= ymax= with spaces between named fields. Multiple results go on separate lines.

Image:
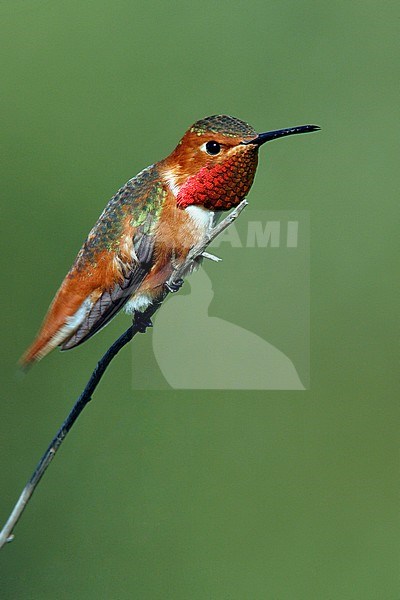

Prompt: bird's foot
xmin=134 ymin=313 xmax=153 ymax=333
xmin=165 ymin=278 xmax=184 ymax=293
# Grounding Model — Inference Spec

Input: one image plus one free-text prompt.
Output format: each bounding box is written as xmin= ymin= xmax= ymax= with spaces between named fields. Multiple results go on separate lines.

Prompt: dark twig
xmin=0 ymin=199 xmax=247 ymax=550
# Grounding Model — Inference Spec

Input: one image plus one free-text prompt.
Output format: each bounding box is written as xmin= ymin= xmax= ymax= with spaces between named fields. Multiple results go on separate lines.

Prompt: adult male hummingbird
xmin=21 ymin=115 xmax=319 ymax=367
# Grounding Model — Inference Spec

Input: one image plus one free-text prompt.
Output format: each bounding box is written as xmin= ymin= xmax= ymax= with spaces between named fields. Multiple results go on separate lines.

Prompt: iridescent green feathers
xmin=60 ymin=165 xmax=167 ymax=349
xmin=190 ymin=115 xmax=256 ymax=139
xmin=74 ymin=165 xmax=165 ymax=270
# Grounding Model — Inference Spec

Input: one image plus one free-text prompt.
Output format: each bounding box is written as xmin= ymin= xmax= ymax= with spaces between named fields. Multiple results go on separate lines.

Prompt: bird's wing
xmin=21 ymin=166 xmax=167 ymax=366
xmin=59 ymin=228 xmax=151 ymax=351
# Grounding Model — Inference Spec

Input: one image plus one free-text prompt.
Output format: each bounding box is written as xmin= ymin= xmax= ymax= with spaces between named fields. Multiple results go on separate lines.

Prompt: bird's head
xmin=162 ymin=114 xmax=319 ymax=211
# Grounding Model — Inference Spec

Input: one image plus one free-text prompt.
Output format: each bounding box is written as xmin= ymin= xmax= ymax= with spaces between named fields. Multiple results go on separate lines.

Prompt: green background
xmin=1 ymin=1 xmax=398 ymax=598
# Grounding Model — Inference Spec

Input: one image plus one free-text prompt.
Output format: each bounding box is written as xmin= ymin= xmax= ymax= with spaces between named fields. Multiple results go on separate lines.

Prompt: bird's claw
xmin=134 ymin=314 xmax=153 ymax=333
xmin=165 ymin=278 xmax=184 ymax=293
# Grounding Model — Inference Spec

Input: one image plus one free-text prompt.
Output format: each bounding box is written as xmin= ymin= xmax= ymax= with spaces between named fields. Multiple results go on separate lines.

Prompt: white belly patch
xmin=124 ymin=293 xmax=152 ymax=314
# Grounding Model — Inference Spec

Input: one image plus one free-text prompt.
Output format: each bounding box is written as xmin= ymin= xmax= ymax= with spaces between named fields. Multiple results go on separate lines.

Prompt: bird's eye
xmin=205 ymin=141 xmax=221 ymax=155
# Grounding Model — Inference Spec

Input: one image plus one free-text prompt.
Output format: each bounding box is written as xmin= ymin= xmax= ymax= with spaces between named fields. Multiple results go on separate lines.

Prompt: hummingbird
xmin=21 ymin=115 xmax=319 ymax=368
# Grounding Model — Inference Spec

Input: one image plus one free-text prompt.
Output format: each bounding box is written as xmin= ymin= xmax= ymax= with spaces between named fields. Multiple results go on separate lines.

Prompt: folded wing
xmin=21 ymin=166 xmax=166 ymax=367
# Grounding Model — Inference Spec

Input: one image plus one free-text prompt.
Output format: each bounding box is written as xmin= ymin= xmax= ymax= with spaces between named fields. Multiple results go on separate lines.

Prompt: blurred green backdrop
xmin=1 ymin=1 xmax=398 ymax=598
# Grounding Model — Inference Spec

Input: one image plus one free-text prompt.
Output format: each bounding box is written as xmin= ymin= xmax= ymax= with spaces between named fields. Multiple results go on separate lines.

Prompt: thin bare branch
xmin=0 ymin=199 xmax=248 ymax=550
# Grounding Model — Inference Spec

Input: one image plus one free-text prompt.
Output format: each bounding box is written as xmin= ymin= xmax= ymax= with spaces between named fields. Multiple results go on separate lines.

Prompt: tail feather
xmin=20 ymin=297 xmax=92 ymax=369
xmin=20 ymin=332 xmax=64 ymax=369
